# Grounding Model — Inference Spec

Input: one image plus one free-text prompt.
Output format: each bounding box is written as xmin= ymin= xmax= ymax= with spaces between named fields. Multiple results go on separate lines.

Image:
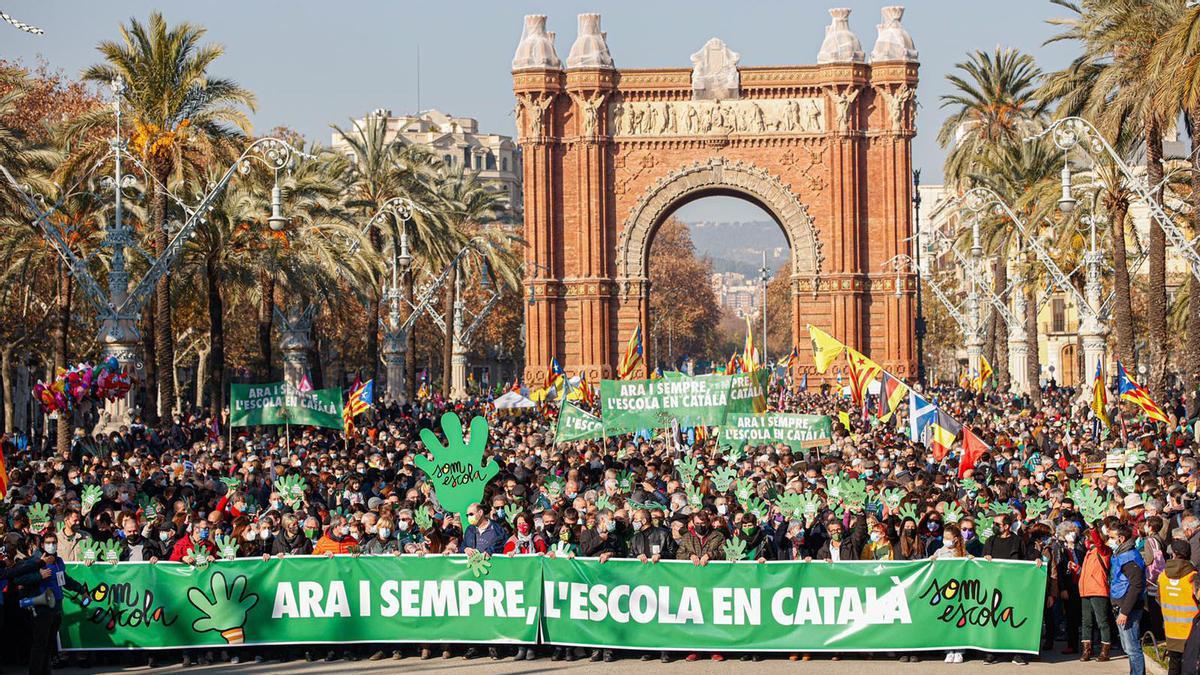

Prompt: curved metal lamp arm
xmin=959 ymin=187 xmax=1096 ymax=322
xmin=122 ymin=137 xmax=310 ymax=317
xmin=1030 ymin=116 xmax=1200 ymax=281
xmin=929 ymin=231 xmax=1020 ymax=329
xmin=883 ymin=255 xmax=972 ymax=338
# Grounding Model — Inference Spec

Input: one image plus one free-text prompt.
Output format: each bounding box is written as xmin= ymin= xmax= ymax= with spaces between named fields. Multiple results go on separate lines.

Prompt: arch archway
xmin=513 ymin=17 xmax=920 ymax=384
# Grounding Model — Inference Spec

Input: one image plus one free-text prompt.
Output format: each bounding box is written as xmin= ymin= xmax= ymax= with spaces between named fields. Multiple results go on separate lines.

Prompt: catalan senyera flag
xmin=929 ymin=409 xmax=963 ymax=461
xmin=743 ymin=316 xmax=760 ymax=372
xmin=1092 ymin=359 xmax=1110 ymax=428
xmin=878 ymin=371 xmax=909 ymax=423
xmin=807 ymin=324 xmax=845 ymax=374
xmin=976 ymin=356 xmax=993 ymax=393
xmin=959 ymin=370 xmax=972 ymax=390
xmin=618 ymin=326 xmax=645 ymax=380
xmin=784 ymin=345 xmax=800 ymax=371
xmin=1116 ymin=361 xmax=1169 ymax=424
xmin=580 ymin=373 xmax=597 ymax=407
xmin=0 ymin=444 xmax=9 ymax=499
xmin=845 ymin=347 xmax=882 ymax=408
xmin=726 ymin=351 xmax=744 ymax=375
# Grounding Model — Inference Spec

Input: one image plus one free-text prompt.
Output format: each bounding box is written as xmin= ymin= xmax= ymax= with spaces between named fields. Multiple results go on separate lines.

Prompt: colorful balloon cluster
xmin=33 ymin=357 xmax=133 ymax=414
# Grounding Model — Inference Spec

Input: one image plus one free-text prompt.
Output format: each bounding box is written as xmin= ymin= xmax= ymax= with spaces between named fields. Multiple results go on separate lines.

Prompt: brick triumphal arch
xmin=512 ymin=9 xmax=920 ymax=385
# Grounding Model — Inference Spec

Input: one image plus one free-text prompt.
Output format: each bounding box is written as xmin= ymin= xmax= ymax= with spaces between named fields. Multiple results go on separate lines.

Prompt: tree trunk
xmin=206 ymin=255 xmax=226 ymax=418
xmin=150 ymin=180 xmax=176 ymax=417
xmin=257 ymin=270 xmax=275 ymax=381
xmin=368 ymin=290 xmax=381 ymax=388
xmin=1146 ymin=117 xmax=1167 ymax=396
xmin=442 ymin=260 xmax=458 ymax=397
xmin=3 ymin=341 xmax=17 ymax=434
xmin=142 ymin=308 xmax=157 ymax=425
xmin=310 ymin=314 xmax=324 ymax=390
xmin=1188 ymin=112 xmax=1200 ymax=394
xmin=1024 ymin=262 xmax=1041 ymax=407
xmin=1109 ymin=198 xmax=1135 ymax=373
xmin=54 ymin=263 xmax=71 ymax=456
xmin=195 ymin=343 xmax=209 ymax=411
xmin=992 ymin=240 xmax=1010 ymax=391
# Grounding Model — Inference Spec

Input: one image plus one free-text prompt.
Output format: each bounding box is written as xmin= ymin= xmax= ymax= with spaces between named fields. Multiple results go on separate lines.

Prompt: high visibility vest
xmin=1158 ymin=571 xmax=1199 ymax=643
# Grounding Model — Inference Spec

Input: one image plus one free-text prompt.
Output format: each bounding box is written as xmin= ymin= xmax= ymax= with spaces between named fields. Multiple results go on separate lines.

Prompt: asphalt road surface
xmin=54 ymin=648 xmax=1138 ymax=675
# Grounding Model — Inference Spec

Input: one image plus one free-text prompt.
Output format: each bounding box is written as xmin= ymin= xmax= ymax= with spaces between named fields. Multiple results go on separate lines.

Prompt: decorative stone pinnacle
xmin=817 ymin=7 xmax=865 ymax=64
xmin=513 ymin=14 xmax=563 ymax=71
xmin=567 ymin=13 xmax=614 ymax=69
xmin=871 ymin=6 xmax=919 ymax=62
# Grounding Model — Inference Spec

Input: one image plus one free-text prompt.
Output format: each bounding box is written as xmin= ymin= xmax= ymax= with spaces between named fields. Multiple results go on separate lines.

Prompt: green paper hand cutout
xmin=686 ymin=485 xmax=704 ymax=509
xmin=220 ymin=477 xmax=242 ymax=491
xmin=28 ymin=504 xmax=50 ymax=533
xmin=723 ymin=446 xmax=746 ymax=464
xmin=80 ymin=540 xmax=100 ymax=564
xmin=676 ymin=456 xmax=700 ymax=486
xmin=1025 ymin=498 xmax=1049 ymax=521
xmin=415 ymin=413 xmax=500 ymax=524
xmin=710 ymin=466 xmax=737 ymax=494
xmin=616 ymin=471 xmax=634 ymax=494
xmin=777 ymin=493 xmax=805 ymax=520
xmin=595 ymin=494 xmax=614 ymax=512
xmin=273 ymin=475 xmax=307 ymax=509
xmin=1117 ymin=468 xmax=1137 ymax=492
xmin=187 ymin=572 xmax=259 ymax=644
xmin=722 ymin=537 xmax=747 ymax=562
xmin=137 ymin=495 xmax=158 ymax=520
xmin=415 ymin=505 xmax=434 ymax=531
xmin=214 ymin=535 xmax=238 ymax=561
xmin=733 ymin=478 xmax=754 ymax=503
xmin=743 ymin=496 xmax=770 ymax=522
xmin=97 ymin=539 xmax=122 ymax=563
xmin=544 ymin=477 xmax=565 ymax=500
xmin=466 ymin=550 xmax=492 ymax=577
xmin=898 ymin=503 xmax=918 ymax=522
xmin=81 ymin=485 xmax=102 ymax=515
xmin=882 ymin=488 xmax=905 ymax=512
xmin=941 ymin=502 xmax=964 ymax=524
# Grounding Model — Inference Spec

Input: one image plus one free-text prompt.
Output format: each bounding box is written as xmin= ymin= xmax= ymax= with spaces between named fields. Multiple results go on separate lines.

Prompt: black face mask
xmin=694 ymin=524 xmax=711 ymax=536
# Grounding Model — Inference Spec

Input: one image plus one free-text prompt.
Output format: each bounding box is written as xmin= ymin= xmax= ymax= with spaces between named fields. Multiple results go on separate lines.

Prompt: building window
xmin=486 ymin=152 xmax=496 ymax=170
xmin=502 ymin=157 xmax=509 ymax=172
xmin=1051 ymin=297 xmax=1066 ymax=333
xmin=463 ymin=148 xmax=471 ymax=167
xmin=443 ymin=154 xmax=453 ymax=166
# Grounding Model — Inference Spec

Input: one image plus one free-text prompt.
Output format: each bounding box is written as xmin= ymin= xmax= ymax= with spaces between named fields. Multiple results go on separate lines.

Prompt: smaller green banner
xmin=556 ymin=403 xmax=604 ymax=443
xmin=719 ymin=413 xmax=833 ymax=450
xmin=230 ymin=383 xmax=343 ymax=430
xmin=725 ymin=369 xmax=770 ymax=415
xmin=601 ymin=376 xmax=731 ymax=435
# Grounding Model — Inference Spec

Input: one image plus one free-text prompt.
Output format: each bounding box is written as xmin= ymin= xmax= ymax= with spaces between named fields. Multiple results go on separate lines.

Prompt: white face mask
xmin=942 ymin=536 xmax=954 ymax=548
xmin=1065 ymin=532 xmax=1077 ymax=544
xmin=243 ymin=531 xmax=257 ymax=542
xmin=397 ymin=521 xmax=410 ymax=532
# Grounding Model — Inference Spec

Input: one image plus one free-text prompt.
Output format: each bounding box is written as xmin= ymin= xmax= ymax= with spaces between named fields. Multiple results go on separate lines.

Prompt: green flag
xmin=556 ymin=402 xmax=604 ymax=443
xmin=230 ymin=383 xmax=342 ymax=430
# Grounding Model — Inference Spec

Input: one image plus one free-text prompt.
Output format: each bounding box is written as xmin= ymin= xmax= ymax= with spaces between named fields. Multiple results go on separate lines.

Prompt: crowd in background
xmin=0 ymin=377 xmax=1199 ymax=674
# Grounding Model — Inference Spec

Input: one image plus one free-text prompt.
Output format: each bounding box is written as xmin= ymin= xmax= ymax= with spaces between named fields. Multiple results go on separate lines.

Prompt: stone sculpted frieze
xmin=610 ymin=97 xmax=825 ymax=137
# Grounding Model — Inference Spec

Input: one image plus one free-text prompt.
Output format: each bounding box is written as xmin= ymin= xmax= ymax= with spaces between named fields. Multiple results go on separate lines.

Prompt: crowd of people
xmin=0 ymin=376 xmax=1199 ymax=674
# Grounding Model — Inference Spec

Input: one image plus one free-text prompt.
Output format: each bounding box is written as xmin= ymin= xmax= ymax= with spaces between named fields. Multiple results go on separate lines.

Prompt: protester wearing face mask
xmin=313 ymin=516 xmax=357 ymax=556
xmin=1109 ymin=522 xmax=1147 ymax=675
xmin=1053 ymin=521 xmax=1084 ymax=657
xmin=817 ymin=510 xmax=867 ymax=562
xmin=269 ymin=515 xmax=313 ymax=557
xmin=17 ymin=532 xmax=83 ymax=675
xmin=630 ymin=508 xmax=673 ymax=564
xmin=580 ymin=510 xmax=627 ymax=563
xmin=502 ymin=512 xmax=547 ymax=557
xmin=930 ymin=523 xmax=967 ymax=663
xmin=676 ymin=509 xmax=726 ymax=663
xmin=1078 ymin=528 xmax=1113 ymax=662
xmin=362 ymin=517 xmax=400 ymax=555
xmin=462 ymin=502 xmax=507 ymax=557
xmin=169 ymin=519 xmax=218 ymax=563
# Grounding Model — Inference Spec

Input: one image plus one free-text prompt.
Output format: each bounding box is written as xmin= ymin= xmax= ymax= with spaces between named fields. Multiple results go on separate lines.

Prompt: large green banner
xmin=555 ymin=403 xmax=604 ymax=443
xmin=61 ymin=557 xmax=1045 ymax=653
xmin=229 ymin=383 xmax=342 ymax=430
xmin=61 ymin=555 xmax=541 ymax=650
xmin=725 ymin=369 xmax=770 ymax=415
xmin=540 ymin=558 xmax=1045 ymax=653
xmin=600 ymin=376 xmax=731 ymax=434
xmin=719 ymin=413 xmax=833 ymax=450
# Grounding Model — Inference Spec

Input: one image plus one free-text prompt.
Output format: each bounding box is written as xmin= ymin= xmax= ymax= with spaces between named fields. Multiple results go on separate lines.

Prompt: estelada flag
xmin=959 ymin=426 xmax=990 ymax=477
xmin=1116 ymin=361 xmax=1168 ymax=424
xmin=845 ymin=347 xmax=881 ymax=407
xmin=878 ymin=371 xmax=909 ymax=423
xmin=976 ymin=356 xmax=993 ymax=393
xmin=807 ymin=324 xmax=845 ymax=374
xmin=929 ymin=409 xmax=962 ymax=461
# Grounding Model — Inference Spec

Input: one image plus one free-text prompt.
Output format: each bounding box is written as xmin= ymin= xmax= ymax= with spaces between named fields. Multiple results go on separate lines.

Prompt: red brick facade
xmin=514 ymin=59 xmax=918 ymax=386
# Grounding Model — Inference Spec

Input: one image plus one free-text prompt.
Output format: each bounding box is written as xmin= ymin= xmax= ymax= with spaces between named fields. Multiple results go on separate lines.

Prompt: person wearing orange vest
xmin=1158 ymin=540 xmax=1198 ymax=675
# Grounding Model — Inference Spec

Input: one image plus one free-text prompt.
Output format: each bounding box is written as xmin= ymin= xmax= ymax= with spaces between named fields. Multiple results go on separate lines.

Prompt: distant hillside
xmin=684 ymin=219 xmax=790 ymax=275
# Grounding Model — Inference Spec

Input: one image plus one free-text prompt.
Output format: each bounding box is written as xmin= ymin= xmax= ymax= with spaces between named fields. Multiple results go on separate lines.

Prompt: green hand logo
xmin=1025 ymin=498 xmax=1049 ymax=521
xmin=81 ymin=485 xmax=103 ymax=515
xmin=710 ymin=466 xmax=736 ymax=494
xmin=98 ymin=540 xmax=122 ymax=564
xmin=675 ymin=456 xmax=700 ymax=485
xmin=414 ymin=505 xmax=434 ymax=531
xmin=898 ymin=503 xmax=918 ymax=522
xmin=28 ymin=504 xmax=50 ymax=533
xmin=722 ymin=537 xmax=748 ymax=562
xmin=137 ymin=495 xmax=158 ymax=520
xmin=273 ymin=475 xmax=308 ymax=509
xmin=80 ymin=540 xmax=100 ymax=564
xmin=187 ymin=572 xmax=259 ymax=644
xmin=414 ymin=413 xmax=499 ymax=523
xmin=465 ymin=550 xmax=492 ymax=578
xmin=214 ymin=535 xmax=238 ymax=561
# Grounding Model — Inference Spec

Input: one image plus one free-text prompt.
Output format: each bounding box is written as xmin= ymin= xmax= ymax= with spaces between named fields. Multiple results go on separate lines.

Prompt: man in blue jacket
xmin=1109 ymin=522 xmax=1147 ymax=675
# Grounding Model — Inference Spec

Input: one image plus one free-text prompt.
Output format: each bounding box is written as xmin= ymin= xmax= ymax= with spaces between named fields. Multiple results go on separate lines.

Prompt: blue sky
xmin=4 ymin=1 xmax=1080 ymax=220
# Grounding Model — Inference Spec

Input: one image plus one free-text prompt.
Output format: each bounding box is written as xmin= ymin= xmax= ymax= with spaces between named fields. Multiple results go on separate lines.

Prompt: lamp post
xmin=964 ymin=214 xmax=985 ymax=384
xmin=0 ymin=76 xmax=307 ymax=431
xmin=913 ymin=169 xmax=926 ymax=387
xmin=1054 ymin=166 xmax=1109 ymax=385
xmin=759 ymin=251 xmax=770 ymax=367
xmin=360 ymin=197 xmax=423 ymax=403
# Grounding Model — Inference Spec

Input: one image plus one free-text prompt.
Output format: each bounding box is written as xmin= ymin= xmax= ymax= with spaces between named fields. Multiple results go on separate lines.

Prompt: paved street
xmin=56 ymin=650 xmax=1136 ymax=675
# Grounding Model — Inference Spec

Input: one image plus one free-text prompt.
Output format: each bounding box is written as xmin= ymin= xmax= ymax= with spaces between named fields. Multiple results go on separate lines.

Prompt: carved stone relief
xmin=610 ymin=97 xmax=824 ymax=137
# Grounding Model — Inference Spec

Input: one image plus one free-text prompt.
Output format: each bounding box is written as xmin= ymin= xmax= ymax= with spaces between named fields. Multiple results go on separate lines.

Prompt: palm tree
xmin=940 ymin=47 xmax=1047 ymax=391
xmin=970 ymin=138 xmax=1067 ymax=407
xmin=431 ymin=165 xmax=510 ymax=395
xmin=1043 ymin=0 xmax=1184 ymax=396
xmin=82 ymin=12 xmax=256 ymax=417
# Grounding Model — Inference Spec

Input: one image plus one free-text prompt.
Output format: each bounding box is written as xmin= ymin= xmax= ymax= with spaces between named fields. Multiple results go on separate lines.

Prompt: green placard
xmin=229 ymin=383 xmax=342 ymax=430
xmin=725 ymin=369 xmax=770 ymax=415
xmin=556 ymin=402 xmax=604 ymax=443
xmin=719 ymin=413 xmax=833 ymax=450
xmin=61 ymin=557 xmax=1046 ymax=653
xmin=600 ymin=375 xmax=731 ymax=434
